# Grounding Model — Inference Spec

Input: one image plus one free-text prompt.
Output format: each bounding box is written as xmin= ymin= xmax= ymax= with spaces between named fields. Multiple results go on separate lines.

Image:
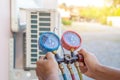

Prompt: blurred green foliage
xmin=60 ymin=0 xmax=120 ymax=25
xmin=62 ymin=19 xmax=72 ymax=26
xmin=79 ymin=6 xmax=120 ymax=25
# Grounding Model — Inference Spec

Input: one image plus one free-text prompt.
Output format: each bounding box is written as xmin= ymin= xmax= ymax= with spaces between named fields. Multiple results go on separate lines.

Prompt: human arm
xmin=78 ymin=49 xmax=120 ymax=80
xmin=96 ymin=64 xmax=120 ymax=80
xmin=36 ymin=52 xmax=60 ymax=80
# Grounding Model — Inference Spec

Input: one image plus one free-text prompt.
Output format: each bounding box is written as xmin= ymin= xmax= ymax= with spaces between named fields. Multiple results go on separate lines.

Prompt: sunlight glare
xmin=58 ymin=0 xmax=105 ymax=7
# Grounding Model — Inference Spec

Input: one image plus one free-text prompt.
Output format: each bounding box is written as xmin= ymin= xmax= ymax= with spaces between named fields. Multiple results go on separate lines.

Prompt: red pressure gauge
xmin=61 ymin=31 xmax=82 ymax=51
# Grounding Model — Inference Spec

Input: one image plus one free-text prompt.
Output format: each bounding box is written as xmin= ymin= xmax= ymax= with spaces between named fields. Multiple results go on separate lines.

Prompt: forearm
xmin=95 ymin=65 xmax=120 ymax=80
xmin=40 ymin=74 xmax=60 ymax=80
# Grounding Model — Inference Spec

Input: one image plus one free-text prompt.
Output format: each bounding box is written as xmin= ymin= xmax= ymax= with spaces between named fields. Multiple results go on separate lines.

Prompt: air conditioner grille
xmin=39 ymin=13 xmax=50 ymax=16
xmin=26 ymin=10 xmax=57 ymax=68
xmin=39 ymin=18 xmax=51 ymax=21
xmin=31 ymin=25 xmax=37 ymax=28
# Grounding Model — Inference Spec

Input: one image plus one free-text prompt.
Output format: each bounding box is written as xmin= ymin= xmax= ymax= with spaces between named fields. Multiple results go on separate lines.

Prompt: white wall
xmin=17 ymin=0 xmax=58 ymax=9
xmin=0 ymin=0 xmax=11 ymax=79
xmin=34 ymin=0 xmax=58 ymax=9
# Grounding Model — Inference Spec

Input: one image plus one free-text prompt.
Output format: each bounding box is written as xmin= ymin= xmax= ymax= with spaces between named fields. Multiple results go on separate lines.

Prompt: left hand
xmin=36 ymin=52 xmax=59 ymax=80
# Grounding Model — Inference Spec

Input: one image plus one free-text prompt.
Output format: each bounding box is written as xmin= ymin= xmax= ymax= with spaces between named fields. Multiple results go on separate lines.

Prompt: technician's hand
xmin=36 ymin=52 xmax=60 ymax=80
xmin=78 ymin=49 xmax=101 ymax=79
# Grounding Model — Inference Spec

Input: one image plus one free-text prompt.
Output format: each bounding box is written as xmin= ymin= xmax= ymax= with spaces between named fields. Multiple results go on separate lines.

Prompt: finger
xmin=79 ymin=66 xmax=88 ymax=73
xmin=36 ymin=61 xmax=41 ymax=66
xmin=45 ymin=52 xmax=55 ymax=60
xmin=36 ymin=60 xmax=44 ymax=67
xmin=36 ymin=68 xmax=43 ymax=80
xmin=38 ymin=77 xmax=43 ymax=80
xmin=36 ymin=56 xmax=45 ymax=65
xmin=78 ymin=48 xmax=88 ymax=58
xmin=39 ymin=56 xmax=45 ymax=60
xmin=35 ymin=68 xmax=39 ymax=76
xmin=79 ymin=62 xmax=85 ymax=67
xmin=84 ymin=72 xmax=95 ymax=79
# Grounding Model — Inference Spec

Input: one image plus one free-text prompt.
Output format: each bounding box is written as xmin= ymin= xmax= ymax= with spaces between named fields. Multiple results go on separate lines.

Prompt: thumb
xmin=78 ymin=48 xmax=88 ymax=58
xmin=45 ymin=52 xmax=55 ymax=60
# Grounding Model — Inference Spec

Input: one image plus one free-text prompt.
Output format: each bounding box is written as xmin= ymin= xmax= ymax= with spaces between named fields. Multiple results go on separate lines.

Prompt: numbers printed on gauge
xmin=61 ymin=31 xmax=82 ymax=51
xmin=63 ymin=32 xmax=81 ymax=47
xmin=39 ymin=32 xmax=60 ymax=53
xmin=44 ymin=35 xmax=58 ymax=48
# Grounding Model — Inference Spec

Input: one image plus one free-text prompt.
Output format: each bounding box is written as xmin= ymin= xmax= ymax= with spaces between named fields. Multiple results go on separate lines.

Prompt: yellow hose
xmin=74 ymin=62 xmax=83 ymax=80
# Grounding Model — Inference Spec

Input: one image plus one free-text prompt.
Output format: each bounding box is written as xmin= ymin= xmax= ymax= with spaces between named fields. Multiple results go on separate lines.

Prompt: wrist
xmin=93 ymin=64 xmax=104 ymax=80
xmin=91 ymin=64 xmax=103 ymax=79
xmin=95 ymin=64 xmax=103 ymax=73
xmin=43 ymin=73 xmax=59 ymax=80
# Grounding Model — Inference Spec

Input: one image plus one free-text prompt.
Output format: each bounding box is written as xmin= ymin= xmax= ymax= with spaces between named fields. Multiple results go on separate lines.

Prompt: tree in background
xmin=79 ymin=0 xmax=120 ymax=24
xmin=59 ymin=3 xmax=68 ymax=11
xmin=59 ymin=0 xmax=120 ymax=25
xmin=106 ymin=0 xmax=120 ymax=7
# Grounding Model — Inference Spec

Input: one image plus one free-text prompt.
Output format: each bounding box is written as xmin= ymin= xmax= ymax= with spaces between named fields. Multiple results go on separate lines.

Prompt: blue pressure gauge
xmin=39 ymin=32 xmax=60 ymax=54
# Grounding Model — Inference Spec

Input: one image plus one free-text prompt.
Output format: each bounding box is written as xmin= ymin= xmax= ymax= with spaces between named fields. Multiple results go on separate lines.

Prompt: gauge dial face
xmin=63 ymin=32 xmax=81 ymax=47
xmin=41 ymin=33 xmax=59 ymax=50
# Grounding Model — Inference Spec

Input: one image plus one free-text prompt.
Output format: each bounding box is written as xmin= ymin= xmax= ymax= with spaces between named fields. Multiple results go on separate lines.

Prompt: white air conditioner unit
xmin=22 ymin=8 xmax=61 ymax=69
xmin=9 ymin=8 xmax=61 ymax=80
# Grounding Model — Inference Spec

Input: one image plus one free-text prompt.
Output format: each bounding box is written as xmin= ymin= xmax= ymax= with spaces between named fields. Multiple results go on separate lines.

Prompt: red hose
xmin=67 ymin=64 xmax=76 ymax=80
xmin=71 ymin=74 xmax=76 ymax=80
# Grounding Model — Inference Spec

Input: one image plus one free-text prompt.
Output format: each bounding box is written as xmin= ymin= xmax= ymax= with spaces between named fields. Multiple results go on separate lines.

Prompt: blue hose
xmin=63 ymin=73 xmax=67 ymax=80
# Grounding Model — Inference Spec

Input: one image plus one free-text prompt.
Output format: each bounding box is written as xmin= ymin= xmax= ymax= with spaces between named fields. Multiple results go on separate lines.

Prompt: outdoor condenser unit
xmin=9 ymin=8 xmax=61 ymax=80
xmin=10 ymin=0 xmax=61 ymax=79
xmin=23 ymin=8 xmax=61 ymax=69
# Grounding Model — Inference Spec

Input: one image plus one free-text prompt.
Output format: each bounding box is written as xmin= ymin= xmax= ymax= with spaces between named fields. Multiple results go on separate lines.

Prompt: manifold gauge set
xmin=38 ymin=31 xmax=84 ymax=80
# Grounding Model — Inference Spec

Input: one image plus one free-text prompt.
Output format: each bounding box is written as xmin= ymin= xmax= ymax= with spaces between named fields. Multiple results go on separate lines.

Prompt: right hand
xmin=78 ymin=49 xmax=101 ymax=79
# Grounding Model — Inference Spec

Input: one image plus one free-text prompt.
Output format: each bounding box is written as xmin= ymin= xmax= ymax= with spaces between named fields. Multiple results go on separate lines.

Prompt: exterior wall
xmin=0 ymin=0 xmax=58 ymax=79
xmin=34 ymin=0 xmax=58 ymax=9
xmin=0 ymin=0 xmax=11 ymax=80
